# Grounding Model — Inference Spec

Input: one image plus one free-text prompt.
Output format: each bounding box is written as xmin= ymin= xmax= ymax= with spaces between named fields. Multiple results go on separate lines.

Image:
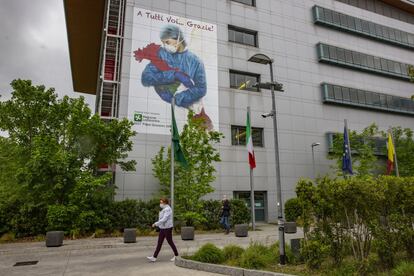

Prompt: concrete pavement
xmin=0 ymin=224 xmax=303 ymax=276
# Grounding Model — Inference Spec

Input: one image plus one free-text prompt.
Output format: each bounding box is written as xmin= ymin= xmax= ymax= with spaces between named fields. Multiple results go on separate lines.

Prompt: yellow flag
xmin=387 ymin=132 xmax=395 ymax=174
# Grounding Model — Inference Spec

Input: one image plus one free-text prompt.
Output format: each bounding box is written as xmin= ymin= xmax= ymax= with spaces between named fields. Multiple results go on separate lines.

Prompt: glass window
xmin=379 ymin=94 xmax=387 ymax=107
xmin=387 ymin=60 xmax=395 ymax=73
xmin=332 ymin=11 xmax=340 ymax=25
xmin=231 ymin=0 xmax=255 ymax=6
xmin=232 ymin=126 xmax=263 ymax=147
xmin=382 ymin=26 xmax=390 ymax=39
xmin=380 ymin=58 xmax=388 ymax=71
xmin=352 ymin=51 xmax=361 ymax=65
xmin=334 ymin=85 xmax=343 ymax=100
xmin=347 ymin=16 xmax=356 ymax=30
xmin=329 ymin=46 xmax=337 ymax=60
xmin=389 ymin=28 xmax=396 ymax=41
xmin=368 ymin=22 xmax=376 ymax=35
xmin=337 ymin=48 xmax=345 ymax=62
xmin=229 ymin=70 xmax=260 ymax=92
xmin=326 ymin=84 xmax=334 ymax=99
xmin=375 ymin=24 xmax=383 ymax=37
xmin=367 ymin=55 xmax=375 ymax=69
xmin=408 ymin=34 xmax=414 ymax=46
xmin=372 ymin=93 xmax=381 ymax=106
xmin=374 ymin=57 xmax=381 ymax=70
xmin=360 ymin=53 xmax=368 ymax=67
xmin=394 ymin=62 xmax=402 ymax=75
xmin=395 ymin=29 xmax=402 ymax=42
xmin=315 ymin=6 xmax=325 ymax=20
xmin=321 ymin=44 xmax=330 ymax=59
xmin=362 ymin=21 xmax=370 ymax=33
xmin=228 ymin=26 xmax=258 ymax=47
xmin=401 ymin=31 xmax=408 ymax=44
xmin=355 ymin=18 xmax=362 ymax=31
xmin=345 ymin=50 xmax=353 ymax=63
xmin=342 ymin=87 xmax=350 ymax=101
xmin=386 ymin=95 xmax=393 ymax=108
xmin=365 ymin=91 xmax=373 ymax=105
xmin=324 ymin=9 xmax=333 ymax=23
xmin=340 ymin=13 xmax=348 ymax=27
xmin=358 ymin=90 xmax=366 ymax=104
xmin=400 ymin=64 xmax=408 ymax=76
xmin=350 ymin=88 xmax=358 ymax=103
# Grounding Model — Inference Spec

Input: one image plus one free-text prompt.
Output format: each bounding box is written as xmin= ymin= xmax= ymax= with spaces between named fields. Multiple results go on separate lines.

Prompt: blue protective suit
xmin=141 ymin=47 xmax=207 ymax=108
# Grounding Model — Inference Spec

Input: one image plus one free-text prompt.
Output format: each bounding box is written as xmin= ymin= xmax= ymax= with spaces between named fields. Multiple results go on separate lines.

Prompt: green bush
xmin=392 ymin=261 xmax=414 ymax=276
xmin=230 ymin=199 xmax=251 ymax=226
xmin=47 ymin=205 xmax=77 ymax=232
xmin=268 ymin=242 xmax=299 ymax=265
xmin=200 ymin=200 xmax=222 ymax=230
xmin=301 ymin=239 xmax=329 ymax=269
xmin=239 ymin=242 xmax=272 ymax=269
xmin=192 ymin=243 xmax=225 ymax=264
xmin=284 ymin=197 xmax=302 ymax=222
xmin=223 ymin=245 xmax=245 ymax=261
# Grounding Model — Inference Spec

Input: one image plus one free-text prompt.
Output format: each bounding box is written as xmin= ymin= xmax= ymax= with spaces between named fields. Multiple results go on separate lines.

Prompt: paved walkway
xmin=0 ymin=224 xmax=303 ymax=276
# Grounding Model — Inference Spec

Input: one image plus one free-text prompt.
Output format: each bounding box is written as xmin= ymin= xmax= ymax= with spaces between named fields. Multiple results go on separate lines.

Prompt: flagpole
xmin=389 ymin=129 xmax=399 ymax=177
xmin=248 ymin=106 xmax=256 ymax=231
xmin=171 ymin=97 xmax=175 ymax=227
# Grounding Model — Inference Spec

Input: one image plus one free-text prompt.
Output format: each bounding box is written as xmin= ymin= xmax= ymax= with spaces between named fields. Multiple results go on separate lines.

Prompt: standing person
xmin=220 ymin=195 xmax=231 ymax=234
xmin=147 ymin=198 xmax=179 ymax=262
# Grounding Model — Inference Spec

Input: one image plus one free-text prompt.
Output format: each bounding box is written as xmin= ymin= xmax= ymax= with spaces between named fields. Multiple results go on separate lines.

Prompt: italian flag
xmin=386 ymin=132 xmax=395 ymax=175
xmin=246 ymin=109 xmax=256 ymax=169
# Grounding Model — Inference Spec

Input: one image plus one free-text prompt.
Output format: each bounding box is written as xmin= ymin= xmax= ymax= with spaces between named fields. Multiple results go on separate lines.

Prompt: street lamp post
xmin=311 ymin=142 xmax=320 ymax=178
xmin=248 ymin=53 xmax=286 ymax=265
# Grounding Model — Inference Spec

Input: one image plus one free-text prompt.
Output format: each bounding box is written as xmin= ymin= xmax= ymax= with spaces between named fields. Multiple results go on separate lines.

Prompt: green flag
xmin=172 ymin=106 xmax=188 ymax=168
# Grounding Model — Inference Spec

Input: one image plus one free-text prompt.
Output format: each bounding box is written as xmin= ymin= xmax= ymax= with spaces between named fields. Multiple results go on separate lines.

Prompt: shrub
xmin=392 ymin=261 xmax=414 ymax=276
xmin=239 ymin=242 xmax=272 ymax=269
xmin=200 ymin=200 xmax=222 ymax=230
xmin=230 ymin=199 xmax=251 ymax=226
xmin=284 ymin=197 xmax=302 ymax=222
xmin=223 ymin=245 xmax=245 ymax=261
xmin=269 ymin=242 xmax=298 ymax=265
xmin=47 ymin=205 xmax=77 ymax=232
xmin=192 ymin=243 xmax=225 ymax=264
xmin=301 ymin=239 xmax=329 ymax=269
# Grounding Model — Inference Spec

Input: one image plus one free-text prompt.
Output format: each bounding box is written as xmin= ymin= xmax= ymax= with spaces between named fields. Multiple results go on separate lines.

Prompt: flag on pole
xmin=172 ymin=107 xmax=188 ymax=168
xmin=342 ymin=121 xmax=353 ymax=175
xmin=386 ymin=131 xmax=395 ymax=175
xmin=246 ymin=109 xmax=256 ymax=169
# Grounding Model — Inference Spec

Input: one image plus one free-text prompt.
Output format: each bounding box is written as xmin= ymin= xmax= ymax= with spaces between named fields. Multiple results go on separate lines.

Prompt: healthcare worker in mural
xmin=134 ymin=24 xmax=213 ymax=130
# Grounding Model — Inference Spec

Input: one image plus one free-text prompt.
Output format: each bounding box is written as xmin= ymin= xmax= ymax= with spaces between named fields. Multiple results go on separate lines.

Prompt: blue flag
xmin=342 ymin=124 xmax=353 ymax=175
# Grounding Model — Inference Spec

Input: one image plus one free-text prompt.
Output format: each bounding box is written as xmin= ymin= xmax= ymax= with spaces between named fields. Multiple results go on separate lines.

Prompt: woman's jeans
xmin=220 ymin=216 xmax=230 ymax=231
xmin=153 ymin=227 xmax=179 ymax=258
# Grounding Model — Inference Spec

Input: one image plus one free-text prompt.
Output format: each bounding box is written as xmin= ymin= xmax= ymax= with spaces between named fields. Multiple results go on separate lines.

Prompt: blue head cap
xmin=160 ymin=24 xmax=185 ymax=42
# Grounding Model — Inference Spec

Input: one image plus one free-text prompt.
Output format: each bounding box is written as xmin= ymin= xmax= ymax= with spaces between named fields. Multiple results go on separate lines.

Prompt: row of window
xmin=231 ymin=125 xmax=264 ymax=147
xmin=335 ymin=0 xmax=414 ymax=25
xmin=317 ymin=43 xmax=413 ymax=80
xmin=313 ymin=6 xmax=414 ymax=49
xmin=322 ymin=83 xmax=414 ymax=115
xmin=327 ymin=132 xmax=386 ymax=156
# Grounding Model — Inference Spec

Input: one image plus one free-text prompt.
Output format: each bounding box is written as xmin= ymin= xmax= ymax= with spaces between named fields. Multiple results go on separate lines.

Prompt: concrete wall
xmin=115 ymin=0 xmax=414 ymax=222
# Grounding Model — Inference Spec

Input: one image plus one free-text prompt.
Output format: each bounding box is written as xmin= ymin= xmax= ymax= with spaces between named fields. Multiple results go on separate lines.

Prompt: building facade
xmin=65 ymin=0 xmax=414 ymax=222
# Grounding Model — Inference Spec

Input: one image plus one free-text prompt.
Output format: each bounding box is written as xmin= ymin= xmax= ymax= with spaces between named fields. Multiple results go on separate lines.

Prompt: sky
xmin=0 ymin=0 xmax=96 ymax=107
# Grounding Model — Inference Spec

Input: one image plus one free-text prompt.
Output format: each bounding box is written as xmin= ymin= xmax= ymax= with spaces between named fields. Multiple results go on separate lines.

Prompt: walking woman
xmin=147 ymin=198 xmax=179 ymax=262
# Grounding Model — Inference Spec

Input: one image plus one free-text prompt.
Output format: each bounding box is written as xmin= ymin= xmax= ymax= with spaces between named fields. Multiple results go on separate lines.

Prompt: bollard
xmin=46 ymin=231 xmax=64 ymax=247
xmin=123 ymin=228 xmax=137 ymax=243
xmin=234 ymin=224 xmax=248 ymax=237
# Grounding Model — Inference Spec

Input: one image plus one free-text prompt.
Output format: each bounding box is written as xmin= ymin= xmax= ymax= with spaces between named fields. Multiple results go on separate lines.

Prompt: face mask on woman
xmin=160 ymin=203 xmax=166 ymax=209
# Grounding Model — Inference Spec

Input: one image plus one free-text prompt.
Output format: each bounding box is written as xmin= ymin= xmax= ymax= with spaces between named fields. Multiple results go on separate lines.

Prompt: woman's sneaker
xmin=170 ymin=256 xmax=176 ymax=262
xmin=146 ymin=256 xmax=157 ymax=262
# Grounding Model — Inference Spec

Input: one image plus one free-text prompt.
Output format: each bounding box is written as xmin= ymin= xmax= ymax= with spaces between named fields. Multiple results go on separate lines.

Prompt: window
xmin=228 ymin=25 xmax=258 ymax=47
xmin=318 ymin=43 xmax=413 ymax=81
xmin=229 ymin=70 xmax=260 ymax=92
xmin=322 ymin=83 xmax=414 ymax=116
xmin=231 ymin=0 xmax=255 ymax=6
xmin=231 ymin=125 xmax=264 ymax=147
xmin=313 ymin=5 xmax=414 ymax=49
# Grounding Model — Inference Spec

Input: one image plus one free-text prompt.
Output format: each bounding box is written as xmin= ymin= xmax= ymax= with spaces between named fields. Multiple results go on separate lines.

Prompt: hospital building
xmin=64 ymin=0 xmax=414 ymax=222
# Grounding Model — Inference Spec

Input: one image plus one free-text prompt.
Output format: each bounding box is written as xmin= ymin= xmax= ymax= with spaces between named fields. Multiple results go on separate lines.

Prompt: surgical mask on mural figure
xmin=163 ymin=32 xmax=183 ymax=53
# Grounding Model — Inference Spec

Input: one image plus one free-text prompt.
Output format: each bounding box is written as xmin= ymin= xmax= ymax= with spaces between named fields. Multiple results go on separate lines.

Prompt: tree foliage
xmin=0 ymin=79 xmax=136 ymax=236
xmin=152 ymin=111 xmax=223 ymax=226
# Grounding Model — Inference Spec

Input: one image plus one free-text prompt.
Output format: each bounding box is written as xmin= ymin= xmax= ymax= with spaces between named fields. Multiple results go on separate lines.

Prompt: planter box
xmin=181 ymin=226 xmax=195 ymax=240
xmin=123 ymin=228 xmax=136 ymax=243
xmin=234 ymin=224 xmax=248 ymax=237
xmin=46 ymin=231 xmax=64 ymax=247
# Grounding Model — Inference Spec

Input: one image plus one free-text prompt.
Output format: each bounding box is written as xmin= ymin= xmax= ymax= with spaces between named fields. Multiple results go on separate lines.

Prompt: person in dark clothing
xmin=220 ymin=195 xmax=231 ymax=234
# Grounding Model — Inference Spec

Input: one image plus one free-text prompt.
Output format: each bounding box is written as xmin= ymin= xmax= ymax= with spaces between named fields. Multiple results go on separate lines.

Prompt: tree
xmin=0 ymin=79 xmax=136 ymax=236
xmin=152 ymin=111 xmax=223 ymax=226
xmin=329 ymin=123 xmax=380 ymax=176
xmin=380 ymin=127 xmax=414 ymax=177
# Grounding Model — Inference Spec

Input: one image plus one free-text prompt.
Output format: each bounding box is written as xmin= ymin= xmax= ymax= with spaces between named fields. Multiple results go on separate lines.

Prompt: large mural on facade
xmin=128 ymin=8 xmax=218 ymax=134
